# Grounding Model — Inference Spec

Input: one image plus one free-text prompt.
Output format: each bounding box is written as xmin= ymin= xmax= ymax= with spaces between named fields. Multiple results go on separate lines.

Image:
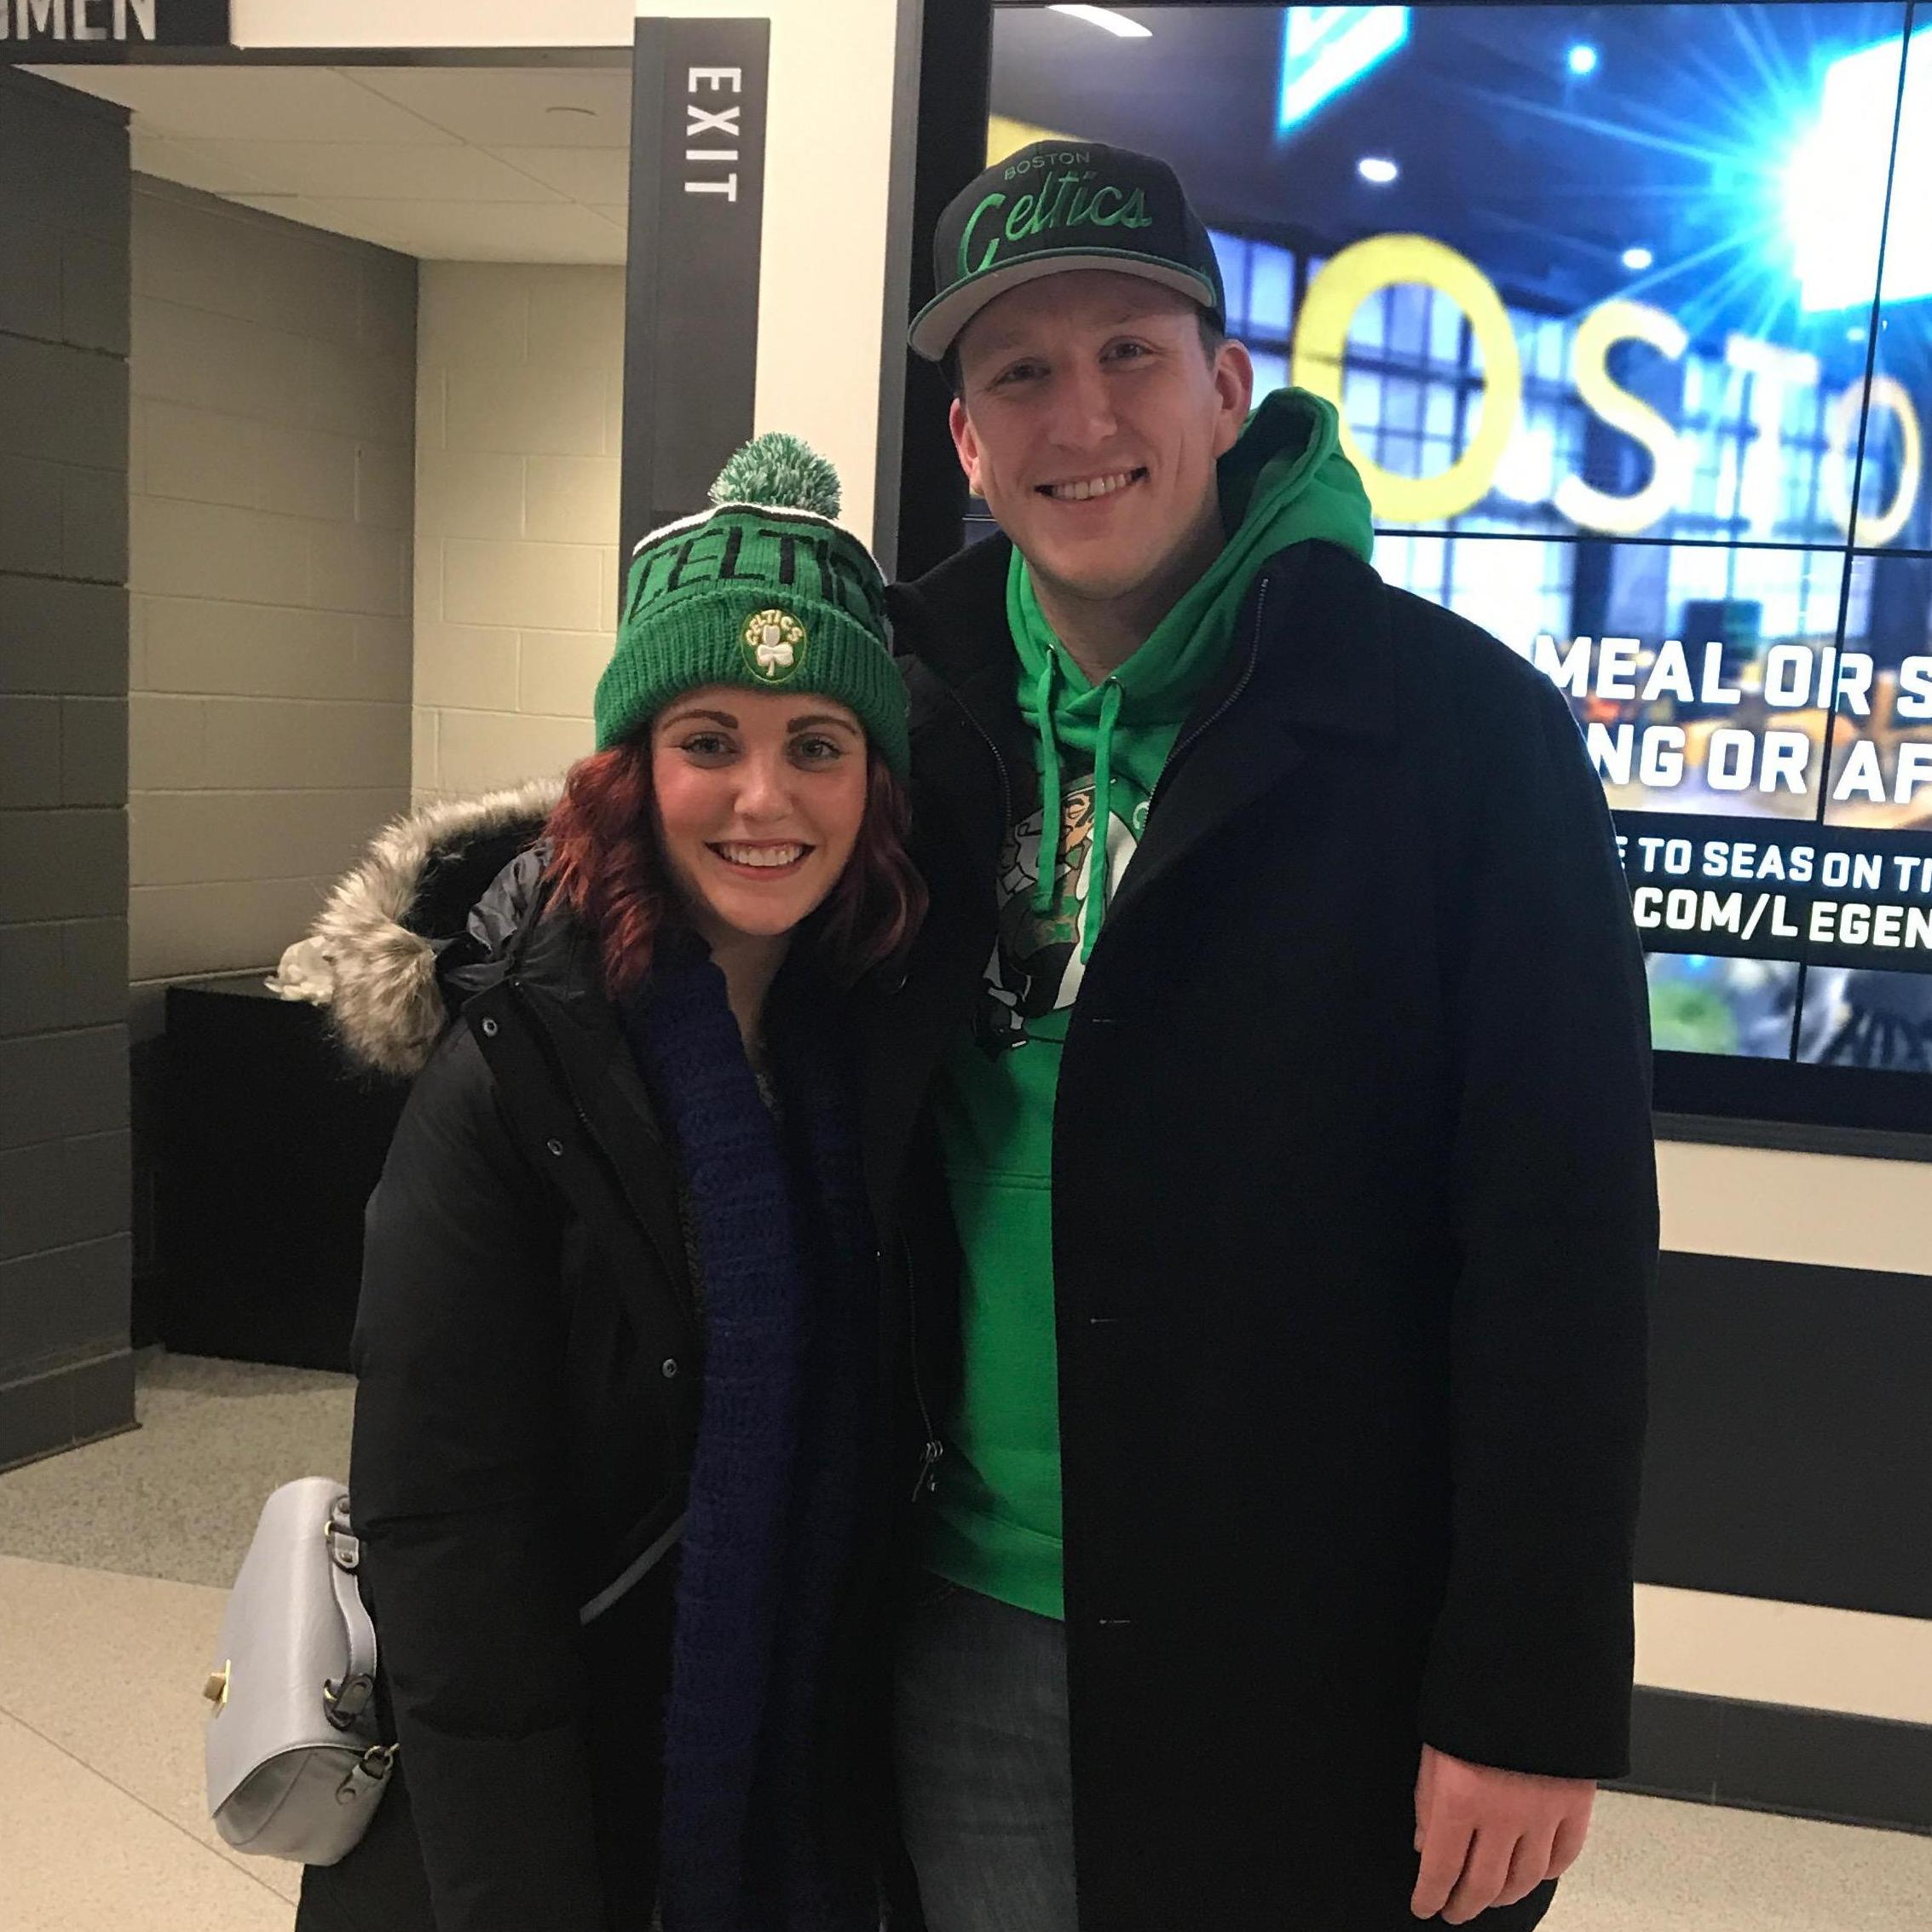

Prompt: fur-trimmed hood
xmin=271 ymin=778 xmax=565 ymax=1079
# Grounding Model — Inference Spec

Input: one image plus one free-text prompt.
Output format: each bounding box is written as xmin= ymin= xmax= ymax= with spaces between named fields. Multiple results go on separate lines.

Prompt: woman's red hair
xmin=540 ymin=734 xmax=926 ymax=1003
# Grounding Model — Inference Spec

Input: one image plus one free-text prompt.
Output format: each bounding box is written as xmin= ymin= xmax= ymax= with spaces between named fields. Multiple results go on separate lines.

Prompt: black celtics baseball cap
xmin=908 ymin=140 xmax=1226 ymax=362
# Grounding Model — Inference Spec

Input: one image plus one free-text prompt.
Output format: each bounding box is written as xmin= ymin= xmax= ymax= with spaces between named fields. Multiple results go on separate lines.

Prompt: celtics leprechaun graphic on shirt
xmin=974 ymin=757 xmax=1151 ymax=1055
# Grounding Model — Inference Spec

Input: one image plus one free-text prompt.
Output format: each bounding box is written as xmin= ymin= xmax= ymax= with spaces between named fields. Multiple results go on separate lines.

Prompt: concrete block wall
xmin=0 ymin=72 xmax=135 ymax=1468
xmin=413 ymin=262 xmax=621 ymax=801
xmin=128 ymin=176 xmax=418 ymax=1033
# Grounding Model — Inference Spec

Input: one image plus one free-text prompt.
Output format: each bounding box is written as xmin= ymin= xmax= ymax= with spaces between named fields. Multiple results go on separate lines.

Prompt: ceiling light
xmin=1358 ymin=156 xmax=1399 ymax=185
xmin=1047 ymin=5 xmax=1153 ymax=37
xmin=1568 ymin=43 xmax=1600 ymax=77
xmin=1622 ymin=246 xmax=1654 ymax=271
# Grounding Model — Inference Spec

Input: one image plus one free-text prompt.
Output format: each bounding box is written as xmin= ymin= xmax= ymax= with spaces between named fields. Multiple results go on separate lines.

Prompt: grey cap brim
xmin=908 ymin=249 xmax=1221 ymax=361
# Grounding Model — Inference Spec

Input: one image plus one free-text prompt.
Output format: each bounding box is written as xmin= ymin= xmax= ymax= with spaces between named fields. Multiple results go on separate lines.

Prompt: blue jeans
xmin=892 ymin=1580 xmax=1080 ymax=1932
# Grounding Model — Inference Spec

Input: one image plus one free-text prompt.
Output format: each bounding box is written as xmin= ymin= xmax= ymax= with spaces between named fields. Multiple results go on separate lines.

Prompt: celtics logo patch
xmin=742 ymin=607 xmax=807 ymax=683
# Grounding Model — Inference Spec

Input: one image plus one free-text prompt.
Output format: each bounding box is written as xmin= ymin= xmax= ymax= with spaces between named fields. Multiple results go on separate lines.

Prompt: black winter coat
xmin=867 ymin=533 xmax=1658 ymax=1932
xmin=295 ymin=845 xmax=908 ymax=1932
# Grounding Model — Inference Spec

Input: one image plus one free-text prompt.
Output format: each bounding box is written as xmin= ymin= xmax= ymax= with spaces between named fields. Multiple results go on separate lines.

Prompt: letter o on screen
xmin=1707 ymin=729 xmax=1756 ymax=791
xmin=1764 ymin=644 xmax=1814 ymax=708
xmin=1290 ymin=234 xmax=1522 ymax=522
xmin=1824 ymin=376 xmax=1925 ymax=549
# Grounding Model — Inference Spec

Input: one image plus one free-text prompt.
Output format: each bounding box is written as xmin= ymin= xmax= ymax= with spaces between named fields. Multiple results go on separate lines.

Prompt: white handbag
xmin=202 ymin=1474 xmax=689 ymax=1866
xmin=200 ymin=1477 xmax=396 ymax=1866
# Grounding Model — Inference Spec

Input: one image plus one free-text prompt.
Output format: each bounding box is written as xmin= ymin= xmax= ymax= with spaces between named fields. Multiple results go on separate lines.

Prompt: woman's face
xmin=650 ymin=683 xmax=870 ymax=951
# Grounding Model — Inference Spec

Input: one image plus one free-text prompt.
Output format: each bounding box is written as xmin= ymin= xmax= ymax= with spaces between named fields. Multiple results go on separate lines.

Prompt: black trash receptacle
xmin=159 ymin=974 xmax=405 ymax=1373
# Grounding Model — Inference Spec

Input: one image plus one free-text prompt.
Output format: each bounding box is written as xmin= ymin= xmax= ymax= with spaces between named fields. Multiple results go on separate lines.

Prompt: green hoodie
xmin=924 ymin=389 xmax=1375 ymax=1618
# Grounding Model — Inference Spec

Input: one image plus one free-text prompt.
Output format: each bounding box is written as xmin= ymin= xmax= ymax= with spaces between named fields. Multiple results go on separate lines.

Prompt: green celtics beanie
xmin=594 ymin=433 xmax=908 ymax=777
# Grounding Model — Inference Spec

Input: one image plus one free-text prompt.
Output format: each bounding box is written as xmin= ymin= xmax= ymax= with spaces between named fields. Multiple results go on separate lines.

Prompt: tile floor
xmin=2 ymin=1350 xmax=1929 ymax=1929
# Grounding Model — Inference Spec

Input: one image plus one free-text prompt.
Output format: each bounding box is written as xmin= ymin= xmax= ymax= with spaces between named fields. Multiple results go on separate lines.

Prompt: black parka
xmin=295 ymin=844 xmax=912 ymax=1932
xmin=867 ymin=533 xmax=1658 ymax=1932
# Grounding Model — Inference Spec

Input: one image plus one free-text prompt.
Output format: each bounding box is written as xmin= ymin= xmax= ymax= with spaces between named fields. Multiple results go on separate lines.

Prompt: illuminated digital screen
xmin=1788 ymin=24 xmax=1931 ymax=313
xmin=1277 ymin=6 xmax=1411 ymax=130
xmin=990 ymin=3 xmax=1932 ymax=1078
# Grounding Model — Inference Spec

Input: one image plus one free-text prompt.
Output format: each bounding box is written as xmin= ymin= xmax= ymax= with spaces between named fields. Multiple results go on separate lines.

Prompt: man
xmin=865 ymin=141 xmax=1656 ymax=1932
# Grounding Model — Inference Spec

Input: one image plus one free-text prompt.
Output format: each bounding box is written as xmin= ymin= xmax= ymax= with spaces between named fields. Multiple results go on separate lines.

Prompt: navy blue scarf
xmin=624 ymin=946 xmax=876 ymax=1932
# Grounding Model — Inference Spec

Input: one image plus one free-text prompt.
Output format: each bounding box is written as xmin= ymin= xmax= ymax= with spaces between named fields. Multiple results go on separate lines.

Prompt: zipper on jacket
xmin=505 ymin=975 xmax=614 ymax=1169
xmin=1146 ymin=575 xmax=1273 ymax=817
xmin=492 ymin=974 xmax=698 ymax=1607
xmin=943 ymin=682 xmax=1017 ymax=850
xmin=903 ymin=1231 xmax=944 ymax=1502
xmin=503 ymin=974 xmax=698 ymax=1344
xmin=899 ymin=685 xmax=1013 ymax=1508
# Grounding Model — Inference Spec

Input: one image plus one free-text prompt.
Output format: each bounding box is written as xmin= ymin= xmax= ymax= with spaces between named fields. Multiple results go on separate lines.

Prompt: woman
xmin=295 ymin=435 xmax=924 ymax=1932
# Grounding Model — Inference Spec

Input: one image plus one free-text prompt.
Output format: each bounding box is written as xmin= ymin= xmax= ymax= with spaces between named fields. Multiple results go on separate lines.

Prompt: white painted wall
xmin=1643 ymin=1135 xmax=1932 ymax=1726
xmin=1659 ymin=1137 xmax=1932 ymax=1271
xmin=1635 ymin=1582 xmax=1932 ymax=1726
xmin=412 ymin=261 xmax=620 ymax=801
xmin=127 ymin=176 xmax=415 ymax=1031
xmin=229 ymin=0 xmax=634 ymax=47
xmin=634 ymin=0 xmax=908 ymax=548
xmin=233 ymin=1 xmax=914 ymax=551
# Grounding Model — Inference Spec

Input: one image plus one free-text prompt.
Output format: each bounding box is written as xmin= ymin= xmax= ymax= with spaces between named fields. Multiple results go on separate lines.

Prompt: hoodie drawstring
xmin=1081 ymin=678 xmax=1122 ymax=964
xmin=1030 ymin=652 xmax=1064 ymax=915
xmin=1030 ymin=656 xmax=1123 ymax=960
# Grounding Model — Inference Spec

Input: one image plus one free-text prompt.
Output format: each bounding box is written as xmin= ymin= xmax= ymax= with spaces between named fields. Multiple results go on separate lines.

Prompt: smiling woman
xmin=292 ymin=434 xmax=925 ymax=1932
xmin=543 ymin=681 xmax=919 ymax=1012
xmin=541 ymin=429 xmax=921 ymax=1021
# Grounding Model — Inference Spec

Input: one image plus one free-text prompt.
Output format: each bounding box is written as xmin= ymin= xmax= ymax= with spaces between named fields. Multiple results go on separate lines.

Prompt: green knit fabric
xmin=593 ymin=435 xmax=908 ymax=776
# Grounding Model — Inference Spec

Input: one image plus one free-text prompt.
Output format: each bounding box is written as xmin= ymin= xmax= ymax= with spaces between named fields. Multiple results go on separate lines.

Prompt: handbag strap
xmin=321 ymin=1492 xmax=382 ymax=1730
xmin=578 ymin=1507 xmax=686 ymax=1627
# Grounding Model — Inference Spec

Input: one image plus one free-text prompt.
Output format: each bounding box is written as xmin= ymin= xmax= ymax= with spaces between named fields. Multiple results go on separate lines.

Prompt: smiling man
xmin=869 ymin=141 xmax=1658 ymax=1932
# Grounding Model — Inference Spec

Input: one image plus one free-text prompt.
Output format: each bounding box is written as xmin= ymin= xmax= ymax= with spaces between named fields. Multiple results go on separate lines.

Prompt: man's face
xmin=949 ymin=271 xmax=1252 ymax=611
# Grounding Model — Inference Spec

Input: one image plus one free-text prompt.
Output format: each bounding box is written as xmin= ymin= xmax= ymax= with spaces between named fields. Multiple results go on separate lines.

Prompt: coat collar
xmin=448 ymin=856 xmax=901 ymax=1286
xmin=890 ymin=530 xmax=1398 ymax=755
xmin=889 ymin=531 xmax=1399 ymax=936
